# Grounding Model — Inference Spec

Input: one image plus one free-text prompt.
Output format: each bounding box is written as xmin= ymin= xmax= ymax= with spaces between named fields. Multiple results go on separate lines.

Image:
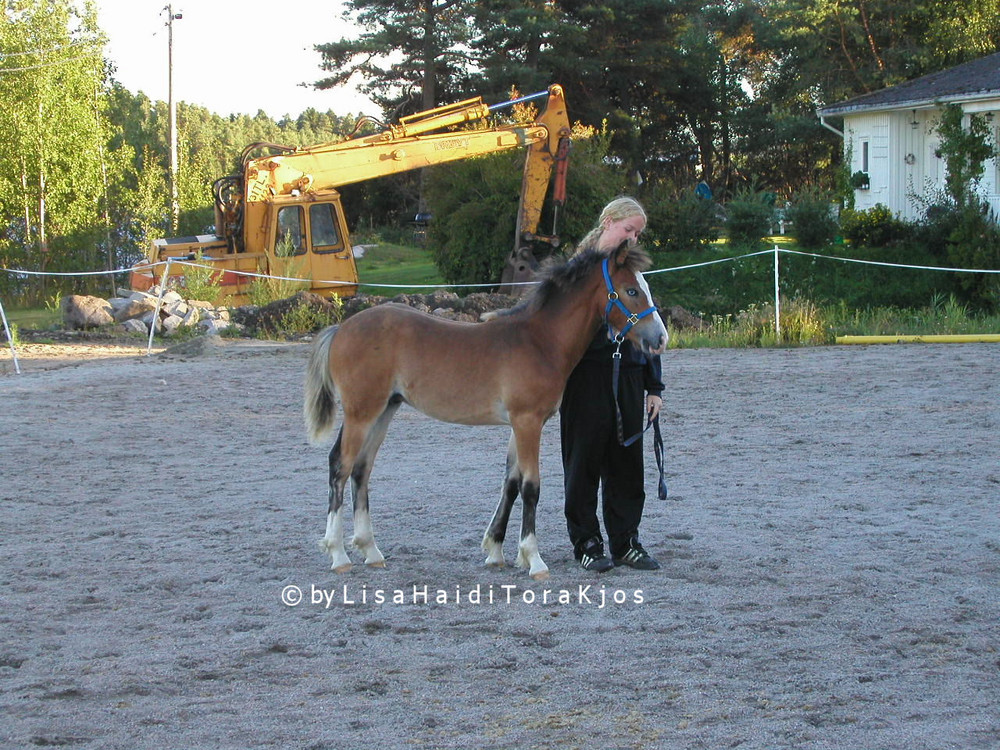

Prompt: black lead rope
xmin=612 ymin=341 xmax=668 ymax=501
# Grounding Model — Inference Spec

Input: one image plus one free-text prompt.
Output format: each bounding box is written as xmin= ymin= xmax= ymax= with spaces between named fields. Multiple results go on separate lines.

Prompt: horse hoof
xmin=332 ymin=563 xmax=353 ymax=573
xmin=530 ymin=569 xmax=550 ymax=582
xmin=366 ymin=560 xmax=386 ymax=569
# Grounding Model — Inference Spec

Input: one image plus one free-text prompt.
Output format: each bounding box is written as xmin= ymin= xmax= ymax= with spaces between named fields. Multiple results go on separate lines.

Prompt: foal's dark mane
xmin=502 ymin=244 xmax=652 ymax=317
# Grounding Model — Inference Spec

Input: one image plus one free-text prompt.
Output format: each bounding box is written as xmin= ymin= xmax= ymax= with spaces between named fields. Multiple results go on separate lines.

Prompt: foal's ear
xmin=612 ymin=239 xmax=632 ymax=267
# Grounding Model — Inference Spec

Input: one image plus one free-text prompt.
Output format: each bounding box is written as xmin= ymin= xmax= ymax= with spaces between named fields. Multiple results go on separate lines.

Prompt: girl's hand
xmin=646 ymin=394 xmax=662 ymax=420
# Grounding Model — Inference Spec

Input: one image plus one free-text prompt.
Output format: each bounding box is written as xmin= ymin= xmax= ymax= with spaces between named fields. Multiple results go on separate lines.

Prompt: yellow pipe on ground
xmin=836 ymin=334 xmax=1000 ymax=345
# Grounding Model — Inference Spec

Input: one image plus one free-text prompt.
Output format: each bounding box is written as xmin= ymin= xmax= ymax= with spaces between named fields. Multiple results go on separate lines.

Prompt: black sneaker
xmin=614 ymin=538 xmax=660 ymax=570
xmin=578 ymin=538 xmax=614 ymax=572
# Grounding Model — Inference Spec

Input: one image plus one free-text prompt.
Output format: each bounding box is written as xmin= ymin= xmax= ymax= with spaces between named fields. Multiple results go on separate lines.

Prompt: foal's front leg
xmin=512 ymin=419 xmax=548 ymax=581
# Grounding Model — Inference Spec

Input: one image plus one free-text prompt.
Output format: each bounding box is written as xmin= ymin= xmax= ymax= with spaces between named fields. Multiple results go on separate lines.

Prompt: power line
xmin=0 ymin=50 xmax=103 ymax=74
xmin=0 ymin=38 xmax=101 ymax=59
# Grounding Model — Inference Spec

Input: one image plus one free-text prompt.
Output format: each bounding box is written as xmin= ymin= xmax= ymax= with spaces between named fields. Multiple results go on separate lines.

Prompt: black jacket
xmin=576 ymin=326 xmax=664 ymax=396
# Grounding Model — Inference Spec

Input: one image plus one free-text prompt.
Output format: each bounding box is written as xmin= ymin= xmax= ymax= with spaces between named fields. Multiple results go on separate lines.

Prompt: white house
xmin=817 ymin=52 xmax=1000 ymax=221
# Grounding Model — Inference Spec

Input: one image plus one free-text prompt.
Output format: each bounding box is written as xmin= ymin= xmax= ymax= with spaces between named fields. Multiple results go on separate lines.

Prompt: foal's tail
xmin=304 ymin=325 xmax=340 ymax=445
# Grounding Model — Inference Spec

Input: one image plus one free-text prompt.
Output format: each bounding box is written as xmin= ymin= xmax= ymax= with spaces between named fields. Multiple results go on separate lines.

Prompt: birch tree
xmin=0 ymin=0 xmax=113 ymax=291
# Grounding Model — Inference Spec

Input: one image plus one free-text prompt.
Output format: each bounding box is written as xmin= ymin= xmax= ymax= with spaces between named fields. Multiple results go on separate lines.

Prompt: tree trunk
xmin=421 ymin=0 xmax=436 ymax=110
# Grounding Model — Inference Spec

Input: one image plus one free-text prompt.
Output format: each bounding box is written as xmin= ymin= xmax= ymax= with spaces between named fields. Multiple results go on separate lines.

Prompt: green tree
xmin=767 ymin=0 xmax=1000 ymax=104
xmin=0 ymin=0 xmax=111 ymax=292
xmin=314 ymin=0 xmax=475 ymax=112
xmin=466 ymin=0 xmax=568 ymax=99
xmin=468 ymin=0 xmax=772 ymax=197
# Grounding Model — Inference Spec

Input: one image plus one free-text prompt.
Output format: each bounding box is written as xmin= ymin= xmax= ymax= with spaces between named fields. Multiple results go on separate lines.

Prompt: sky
xmin=94 ymin=0 xmax=378 ymax=119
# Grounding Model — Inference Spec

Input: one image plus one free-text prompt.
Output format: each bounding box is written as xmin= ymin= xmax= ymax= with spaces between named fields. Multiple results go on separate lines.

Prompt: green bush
xmin=912 ymin=197 xmax=962 ymax=261
xmin=278 ymin=294 xmax=343 ymax=336
xmin=788 ymin=187 xmax=838 ymax=249
xmin=909 ymin=197 xmax=1000 ymax=310
xmin=425 ymin=125 xmax=623 ymax=286
xmin=724 ymin=188 xmax=772 ymax=249
xmin=179 ymin=251 xmax=223 ymax=303
xmin=840 ymin=204 xmax=909 ymax=248
xmin=646 ymin=241 xmax=955 ymax=318
xmin=645 ymin=188 xmax=721 ymax=254
xmin=944 ymin=199 xmax=1000 ymax=309
xmin=247 ymin=257 xmax=310 ymax=306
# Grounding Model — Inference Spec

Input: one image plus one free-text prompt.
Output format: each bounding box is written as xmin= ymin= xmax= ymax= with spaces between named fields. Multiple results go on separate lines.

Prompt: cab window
xmin=276 ymin=206 xmax=305 ymax=256
xmin=310 ymin=203 xmax=342 ymax=252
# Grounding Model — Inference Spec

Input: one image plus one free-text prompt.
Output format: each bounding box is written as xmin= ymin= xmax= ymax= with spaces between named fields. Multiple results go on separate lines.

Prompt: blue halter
xmin=601 ymin=256 xmax=657 ymax=349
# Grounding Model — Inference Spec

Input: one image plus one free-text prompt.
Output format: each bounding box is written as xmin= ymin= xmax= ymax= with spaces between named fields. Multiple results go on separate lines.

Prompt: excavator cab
xmin=266 ymin=195 xmax=358 ymax=298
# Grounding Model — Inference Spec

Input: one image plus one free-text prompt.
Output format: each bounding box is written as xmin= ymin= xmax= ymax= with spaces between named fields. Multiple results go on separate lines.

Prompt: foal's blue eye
xmin=626 ymin=288 xmax=638 ymax=297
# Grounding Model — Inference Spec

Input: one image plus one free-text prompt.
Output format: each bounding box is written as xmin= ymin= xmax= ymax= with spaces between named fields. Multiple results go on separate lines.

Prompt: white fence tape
xmin=3 ymin=248 xmax=998 ymax=374
xmin=778 ymin=248 xmax=1000 ymax=274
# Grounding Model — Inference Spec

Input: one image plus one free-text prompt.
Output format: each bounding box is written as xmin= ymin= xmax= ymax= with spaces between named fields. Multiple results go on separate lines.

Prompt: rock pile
xmin=61 ymin=288 xmax=237 ymax=336
xmin=345 ymin=290 xmax=522 ymax=323
xmin=57 ymin=287 xmax=707 ymax=340
xmin=228 ymin=290 xmax=523 ymax=335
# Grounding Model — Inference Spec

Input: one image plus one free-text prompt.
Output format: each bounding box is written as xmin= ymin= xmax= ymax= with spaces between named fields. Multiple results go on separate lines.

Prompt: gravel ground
xmin=1 ymin=339 xmax=997 ymax=749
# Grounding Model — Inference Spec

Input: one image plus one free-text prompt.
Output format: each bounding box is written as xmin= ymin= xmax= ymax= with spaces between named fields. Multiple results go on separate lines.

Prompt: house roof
xmin=818 ymin=51 xmax=1000 ymax=116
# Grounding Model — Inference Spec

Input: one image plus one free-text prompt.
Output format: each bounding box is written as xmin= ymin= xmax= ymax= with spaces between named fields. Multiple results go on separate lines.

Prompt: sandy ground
xmin=1 ymin=338 xmax=998 ymax=749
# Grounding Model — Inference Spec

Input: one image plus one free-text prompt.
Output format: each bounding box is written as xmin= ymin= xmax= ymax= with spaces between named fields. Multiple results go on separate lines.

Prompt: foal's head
xmin=522 ymin=242 xmax=668 ymax=355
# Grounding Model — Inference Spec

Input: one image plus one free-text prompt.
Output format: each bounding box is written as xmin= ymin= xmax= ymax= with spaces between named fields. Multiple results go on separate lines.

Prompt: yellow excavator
xmin=130 ymin=85 xmax=571 ymax=304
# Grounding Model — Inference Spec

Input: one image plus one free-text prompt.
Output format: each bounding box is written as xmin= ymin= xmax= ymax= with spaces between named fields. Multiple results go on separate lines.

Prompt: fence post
xmin=146 ymin=259 xmax=171 ymax=355
xmin=773 ymin=245 xmax=781 ymax=341
xmin=0 ymin=294 xmax=21 ymax=374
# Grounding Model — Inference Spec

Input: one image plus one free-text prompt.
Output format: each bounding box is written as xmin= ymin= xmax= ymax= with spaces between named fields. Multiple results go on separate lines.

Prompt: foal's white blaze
xmin=517 ymin=533 xmax=549 ymax=581
xmin=637 ymin=271 xmax=668 ymax=352
xmin=320 ymin=509 xmax=352 ymax=573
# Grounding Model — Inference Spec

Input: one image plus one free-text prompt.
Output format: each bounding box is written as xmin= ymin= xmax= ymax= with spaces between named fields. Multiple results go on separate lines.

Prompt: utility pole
xmin=165 ymin=5 xmax=182 ymax=233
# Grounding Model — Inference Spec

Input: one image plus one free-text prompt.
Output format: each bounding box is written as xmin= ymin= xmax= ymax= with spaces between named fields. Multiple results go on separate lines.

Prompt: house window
xmin=861 ymin=140 xmax=870 ymax=174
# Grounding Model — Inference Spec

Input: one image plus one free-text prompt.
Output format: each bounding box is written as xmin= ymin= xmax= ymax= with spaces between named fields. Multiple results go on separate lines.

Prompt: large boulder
xmin=112 ymin=297 xmax=158 ymax=323
xmin=61 ymin=295 xmax=113 ymax=329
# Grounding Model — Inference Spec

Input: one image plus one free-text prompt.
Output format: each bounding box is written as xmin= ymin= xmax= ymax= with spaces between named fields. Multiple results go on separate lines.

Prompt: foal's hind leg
xmin=349 ymin=400 xmax=400 ymax=568
xmin=320 ymin=429 xmax=353 ymax=573
xmin=482 ymin=432 xmax=521 ymax=568
xmin=319 ymin=414 xmax=382 ymax=572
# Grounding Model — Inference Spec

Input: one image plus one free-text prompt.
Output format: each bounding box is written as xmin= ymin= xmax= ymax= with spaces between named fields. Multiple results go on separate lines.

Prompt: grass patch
xmin=670 ymin=297 xmax=829 ymax=348
xmin=669 ymin=294 xmax=1000 ymax=348
xmin=5 ymin=306 xmax=61 ymax=330
xmin=355 ymin=243 xmax=444 ymax=294
xmin=827 ymin=295 xmax=1000 ymax=337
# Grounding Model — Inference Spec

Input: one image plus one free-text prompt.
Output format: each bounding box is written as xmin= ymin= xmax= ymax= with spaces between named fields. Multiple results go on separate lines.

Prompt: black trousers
xmin=560 ymin=359 xmax=647 ymax=559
